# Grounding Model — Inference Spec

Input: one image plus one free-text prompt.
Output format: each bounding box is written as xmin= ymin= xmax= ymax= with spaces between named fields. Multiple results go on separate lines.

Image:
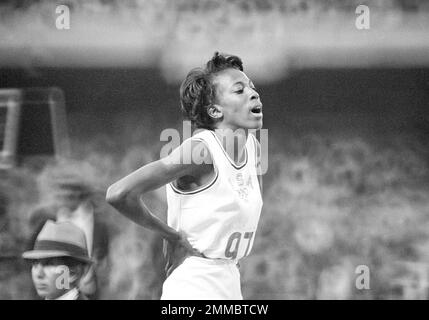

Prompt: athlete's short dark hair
xmin=179 ymin=52 xmax=244 ymax=130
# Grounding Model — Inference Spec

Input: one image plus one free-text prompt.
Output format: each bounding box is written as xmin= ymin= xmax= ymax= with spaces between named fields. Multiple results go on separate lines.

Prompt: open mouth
xmin=251 ymin=105 xmax=262 ymax=114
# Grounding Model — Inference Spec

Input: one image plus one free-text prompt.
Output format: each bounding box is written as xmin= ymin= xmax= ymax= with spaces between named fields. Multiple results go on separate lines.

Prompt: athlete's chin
xmin=247 ymin=119 xmax=263 ymax=130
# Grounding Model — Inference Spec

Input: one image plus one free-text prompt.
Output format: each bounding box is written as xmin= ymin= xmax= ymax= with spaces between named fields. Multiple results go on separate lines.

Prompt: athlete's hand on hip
xmin=163 ymin=232 xmax=203 ymax=277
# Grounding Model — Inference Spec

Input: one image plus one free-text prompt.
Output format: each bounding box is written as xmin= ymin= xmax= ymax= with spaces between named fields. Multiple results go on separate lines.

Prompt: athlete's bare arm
xmin=106 ymin=139 xmax=213 ymax=241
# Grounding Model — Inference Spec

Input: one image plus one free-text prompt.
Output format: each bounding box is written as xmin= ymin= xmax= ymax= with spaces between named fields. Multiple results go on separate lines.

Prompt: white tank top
xmin=166 ymin=129 xmax=263 ymax=262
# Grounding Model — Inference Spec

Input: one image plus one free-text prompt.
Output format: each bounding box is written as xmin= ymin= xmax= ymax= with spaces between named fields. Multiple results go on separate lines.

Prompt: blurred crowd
xmin=3 ymin=0 xmax=429 ymax=12
xmin=1 ymin=127 xmax=429 ymax=299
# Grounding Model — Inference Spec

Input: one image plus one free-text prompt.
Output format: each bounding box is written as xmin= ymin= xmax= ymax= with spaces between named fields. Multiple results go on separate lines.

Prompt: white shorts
xmin=161 ymin=256 xmax=243 ymax=300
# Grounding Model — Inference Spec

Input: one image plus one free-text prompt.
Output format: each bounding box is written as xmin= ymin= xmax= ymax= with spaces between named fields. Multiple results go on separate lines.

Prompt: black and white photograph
xmin=0 ymin=0 xmax=429 ymax=306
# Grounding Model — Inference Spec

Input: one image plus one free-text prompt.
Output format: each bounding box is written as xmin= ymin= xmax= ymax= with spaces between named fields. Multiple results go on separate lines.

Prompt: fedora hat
xmin=22 ymin=220 xmax=93 ymax=264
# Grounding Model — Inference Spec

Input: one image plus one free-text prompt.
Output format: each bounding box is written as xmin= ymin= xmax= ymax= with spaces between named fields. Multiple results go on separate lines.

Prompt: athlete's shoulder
xmin=248 ymin=133 xmax=264 ymax=181
xmin=247 ymin=133 xmax=261 ymax=159
xmin=190 ymin=128 xmax=214 ymax=141
xmin=171 ymin=129 xmax=213 ymax=170
xmin=248 ymin=132 xmax=260 ymax=147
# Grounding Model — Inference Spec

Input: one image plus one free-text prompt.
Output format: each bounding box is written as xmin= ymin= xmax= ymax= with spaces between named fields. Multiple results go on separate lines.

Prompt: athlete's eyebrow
xmin=232 ymin=80 xmax=254 ymax=88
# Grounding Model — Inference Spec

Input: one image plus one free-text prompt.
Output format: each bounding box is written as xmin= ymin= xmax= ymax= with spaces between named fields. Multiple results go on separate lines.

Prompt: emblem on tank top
xmin=228 ymin=172 xmax=254 ymax=201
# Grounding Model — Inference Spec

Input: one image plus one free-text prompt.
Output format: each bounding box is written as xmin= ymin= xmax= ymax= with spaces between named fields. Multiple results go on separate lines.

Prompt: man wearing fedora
xmin=23 ymin=220 xmax=93 ymax=300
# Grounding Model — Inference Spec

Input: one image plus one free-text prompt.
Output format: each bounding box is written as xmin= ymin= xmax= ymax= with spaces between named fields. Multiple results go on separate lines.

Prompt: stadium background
xmin=1 ymin=0 xmax=429 ymax=299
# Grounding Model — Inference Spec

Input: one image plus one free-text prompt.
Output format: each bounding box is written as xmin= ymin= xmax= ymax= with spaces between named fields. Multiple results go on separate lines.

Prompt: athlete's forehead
xmin=212 ymin=68 xmax=252 ymax=89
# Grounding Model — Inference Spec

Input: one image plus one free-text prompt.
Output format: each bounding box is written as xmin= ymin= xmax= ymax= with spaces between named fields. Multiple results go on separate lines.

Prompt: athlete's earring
xmin=207 ymin=104 xmax=223 ymax=120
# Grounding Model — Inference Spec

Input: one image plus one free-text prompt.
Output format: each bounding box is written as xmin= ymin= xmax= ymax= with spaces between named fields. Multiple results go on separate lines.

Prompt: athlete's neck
xmin=212 ymin=126 xmax=248 ymax=166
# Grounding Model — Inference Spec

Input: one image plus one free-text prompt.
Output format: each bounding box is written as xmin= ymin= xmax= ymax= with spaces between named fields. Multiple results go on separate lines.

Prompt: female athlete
xmin=106 ymin=52 xmax=264 ymax=299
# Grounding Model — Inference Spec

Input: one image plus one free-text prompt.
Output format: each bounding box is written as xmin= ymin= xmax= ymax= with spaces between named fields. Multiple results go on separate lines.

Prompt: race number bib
xmin=224 ymin=231 xmax=254 ymax=260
